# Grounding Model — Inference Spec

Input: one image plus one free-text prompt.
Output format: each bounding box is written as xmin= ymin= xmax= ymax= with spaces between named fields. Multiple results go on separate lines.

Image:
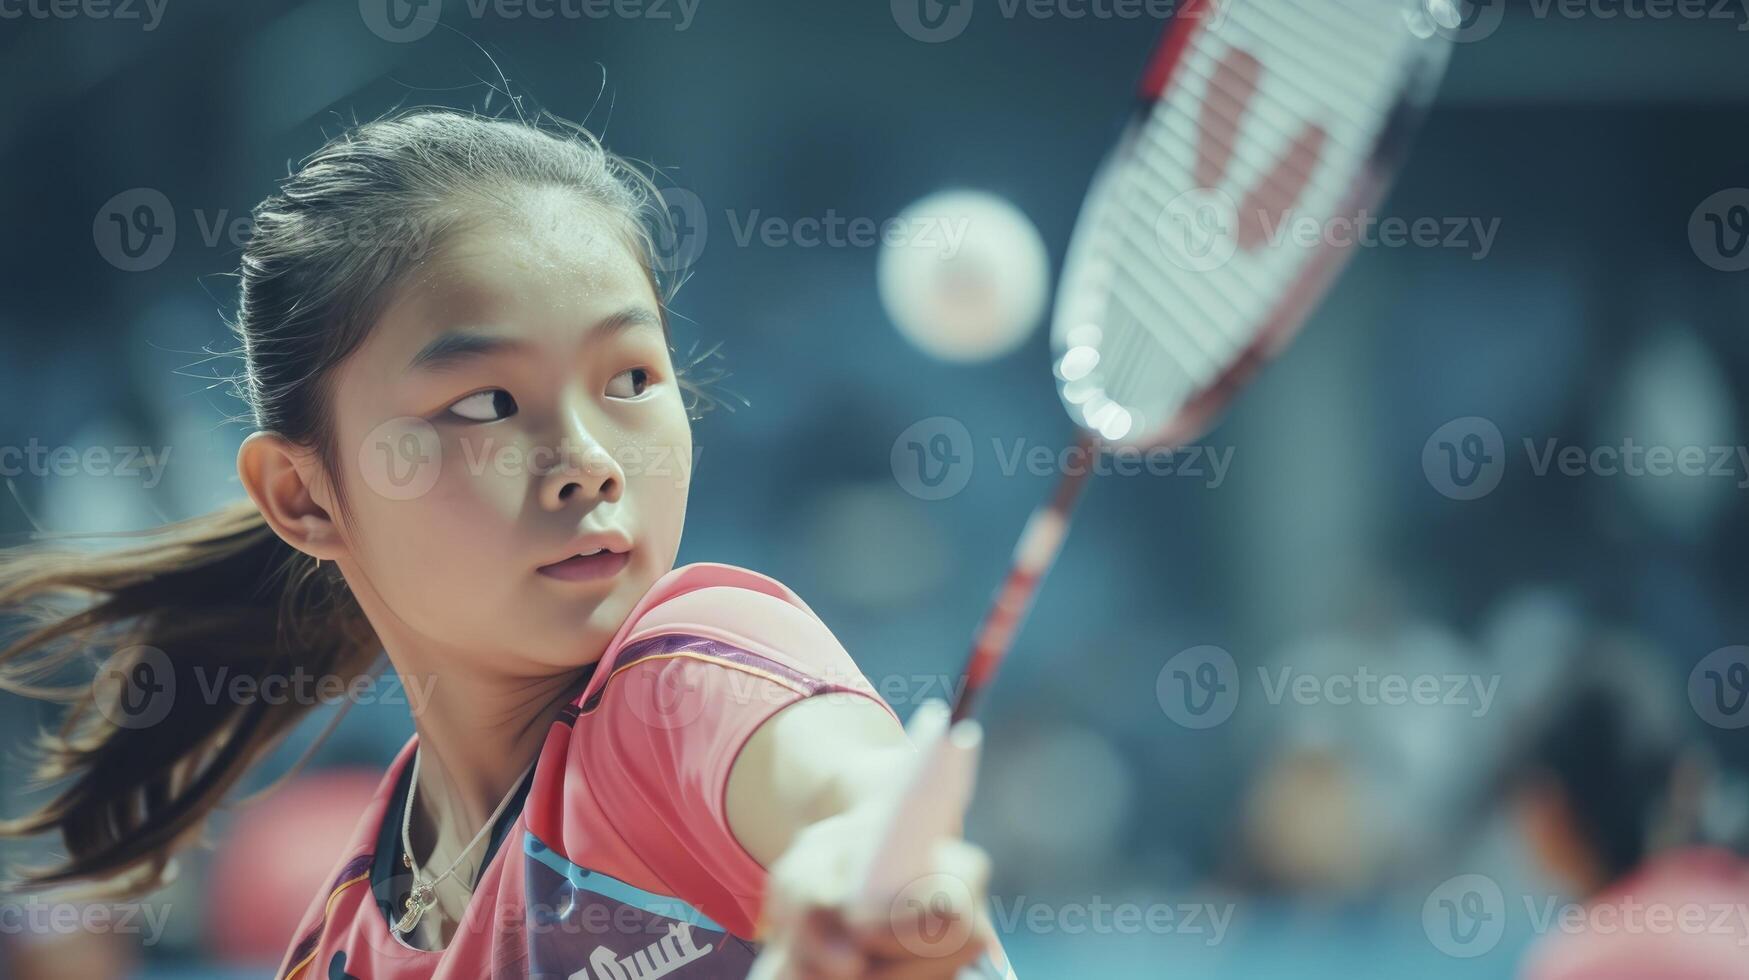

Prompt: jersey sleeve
xmin=570 ymin=569 xmax=901 ymax=939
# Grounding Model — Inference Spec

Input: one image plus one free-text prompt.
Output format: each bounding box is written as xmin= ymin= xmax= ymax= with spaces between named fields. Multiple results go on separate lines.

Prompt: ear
xmin=236 ymin=431 xmax=346 ymax=562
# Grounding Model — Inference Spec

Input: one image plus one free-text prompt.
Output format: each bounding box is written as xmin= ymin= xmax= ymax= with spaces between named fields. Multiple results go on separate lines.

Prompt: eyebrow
xmin=404 ymin=307 xmax=665 ymax=375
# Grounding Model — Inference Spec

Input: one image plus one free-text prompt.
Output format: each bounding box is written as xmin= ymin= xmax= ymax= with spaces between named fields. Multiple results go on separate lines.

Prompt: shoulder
xmin=626 ymin=561 xmax=830 ymax=646
xmin=575 ymin=562 xmax=881 ymax=712
xmin=525 ymin=565 xmax=896 ymax=937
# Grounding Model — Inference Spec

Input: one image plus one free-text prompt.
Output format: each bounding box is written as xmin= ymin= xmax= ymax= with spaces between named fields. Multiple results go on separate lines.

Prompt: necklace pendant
xmin=396 ymin=880 xmax=436 ymax=934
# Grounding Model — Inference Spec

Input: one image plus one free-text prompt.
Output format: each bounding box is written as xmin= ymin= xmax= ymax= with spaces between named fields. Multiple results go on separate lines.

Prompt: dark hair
xmin=0 ymin=107 xmax=702 ymax=899
xmin=1509 ymin=632 xmax=1698 ymax=884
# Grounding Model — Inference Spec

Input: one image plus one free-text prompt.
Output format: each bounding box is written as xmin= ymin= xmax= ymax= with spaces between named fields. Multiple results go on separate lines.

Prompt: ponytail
xmin=0 ymin=498 xmax=380 ymax=899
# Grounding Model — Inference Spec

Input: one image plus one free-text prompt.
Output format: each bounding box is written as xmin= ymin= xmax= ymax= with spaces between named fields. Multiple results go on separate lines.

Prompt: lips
xmin=537 ymin=531 xmax=633 ymax=582
xmin=537 ymin=550 xmax=631 ymax=582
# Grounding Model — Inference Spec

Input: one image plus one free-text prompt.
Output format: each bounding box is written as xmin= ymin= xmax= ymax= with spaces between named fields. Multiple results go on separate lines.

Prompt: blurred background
xmin=4 ymin=0 xmax=1749 ymax=976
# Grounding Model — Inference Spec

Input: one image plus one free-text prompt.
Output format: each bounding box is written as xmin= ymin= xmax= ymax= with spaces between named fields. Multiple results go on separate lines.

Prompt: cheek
xmin=618 ymin=401 xmax=693 ymax=557
xmin=341 ymin=430 xmax=526 ymax=613
xmin=440 ymin=430 xmax=534 ymax=508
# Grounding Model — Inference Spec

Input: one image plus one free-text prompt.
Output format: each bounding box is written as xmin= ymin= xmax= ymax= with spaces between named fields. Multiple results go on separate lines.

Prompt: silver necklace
xmin=394 ymin=748 xmax=538 ymax=935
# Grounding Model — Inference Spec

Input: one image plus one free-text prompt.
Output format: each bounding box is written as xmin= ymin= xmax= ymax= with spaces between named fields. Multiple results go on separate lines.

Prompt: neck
xmin=399 ymin=658 xmax=589 ymax=833
xmin=332 ymin=558 xmax=606 ymax=899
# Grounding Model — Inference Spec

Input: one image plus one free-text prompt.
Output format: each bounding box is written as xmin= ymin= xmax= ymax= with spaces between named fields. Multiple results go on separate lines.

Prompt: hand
xmin=749 ymin=699 xmax=998 ymax=979
xmin=749 ymin=801 xmax=995 ymax=979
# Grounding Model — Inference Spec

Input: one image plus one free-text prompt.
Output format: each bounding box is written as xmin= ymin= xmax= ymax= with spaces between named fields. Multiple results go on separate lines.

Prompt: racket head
xmin=1051 ymin=0 xmax=1457 ymax=450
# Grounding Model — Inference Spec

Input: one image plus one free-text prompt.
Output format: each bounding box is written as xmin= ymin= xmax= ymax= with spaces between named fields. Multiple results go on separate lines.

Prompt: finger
xmin=763 ymin=831 xmax=855 ymax=935
xmin=932 ymin=838 xmax=992 ymax=900
xmin=862 ymin=931 xmax=991 ymax=980
xmin=854 ymin=838 xmax=993 ymax=962
xmin=788 ymin=905 xmax=866 ymax=980
xmin=903 ymin=698 xmax=950 ymax=746
xmin=857 ymin=915 xmax=987 ymax=967
xmin=852 ymin=897 xmax=985 ymax=963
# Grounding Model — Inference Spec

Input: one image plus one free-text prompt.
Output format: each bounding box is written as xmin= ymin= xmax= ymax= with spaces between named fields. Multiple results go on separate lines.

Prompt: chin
xmin=537 ymin=588 xmax=632 ymax=661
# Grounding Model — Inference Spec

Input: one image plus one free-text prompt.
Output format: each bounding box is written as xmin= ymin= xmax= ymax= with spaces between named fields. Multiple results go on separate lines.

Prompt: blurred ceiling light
xmin=1604 ymin=323 xmax=1734 ymax=540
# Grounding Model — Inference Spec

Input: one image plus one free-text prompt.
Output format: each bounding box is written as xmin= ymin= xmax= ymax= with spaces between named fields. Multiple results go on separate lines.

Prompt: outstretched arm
xmin=726 ymin=694 xmax=1011 ymax=979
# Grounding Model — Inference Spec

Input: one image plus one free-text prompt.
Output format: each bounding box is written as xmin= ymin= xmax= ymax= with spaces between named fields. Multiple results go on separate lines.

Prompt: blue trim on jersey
xmin=521 ymin=830 xmax=729 ymax=933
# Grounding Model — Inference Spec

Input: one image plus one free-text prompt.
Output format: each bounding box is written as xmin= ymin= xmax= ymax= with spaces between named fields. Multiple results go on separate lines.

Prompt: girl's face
xmin=326 ymin=189 xmax=693 ymax=674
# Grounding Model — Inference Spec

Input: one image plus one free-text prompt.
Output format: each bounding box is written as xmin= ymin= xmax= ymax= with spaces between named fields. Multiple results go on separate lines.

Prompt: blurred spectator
xmin=1504 ymin=634 xmax=1749 ymax=980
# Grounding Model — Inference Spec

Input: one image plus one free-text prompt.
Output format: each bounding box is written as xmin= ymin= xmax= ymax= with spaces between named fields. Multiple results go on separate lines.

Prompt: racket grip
xmin=850 ymin=699 xmax=984 ymax=925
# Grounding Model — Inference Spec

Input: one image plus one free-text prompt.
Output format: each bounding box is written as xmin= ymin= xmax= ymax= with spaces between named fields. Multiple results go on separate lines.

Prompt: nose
xmin=537 ymin=413 xmax=625 ymax=511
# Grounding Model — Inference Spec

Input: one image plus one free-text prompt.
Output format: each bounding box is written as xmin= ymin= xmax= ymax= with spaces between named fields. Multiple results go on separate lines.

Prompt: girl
xmin=0 ymin=108 xmax=1014 ymax=979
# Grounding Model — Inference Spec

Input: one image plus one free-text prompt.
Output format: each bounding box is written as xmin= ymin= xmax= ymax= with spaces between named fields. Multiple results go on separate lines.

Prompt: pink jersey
xmin=271 ymin=561 xmax=988 ymax=980
xmin=1520 ymin=848 xmax=1749 ymax=980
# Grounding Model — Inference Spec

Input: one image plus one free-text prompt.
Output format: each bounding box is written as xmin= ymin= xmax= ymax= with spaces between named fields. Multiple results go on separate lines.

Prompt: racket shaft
xmin=952 ymin=430 xmax=1098 ymax=724
xmin=852 ymin=433 xmax=1094 ymax=923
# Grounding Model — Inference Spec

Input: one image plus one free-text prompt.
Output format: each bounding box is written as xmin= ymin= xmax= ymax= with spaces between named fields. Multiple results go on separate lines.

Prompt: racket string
xmin=1051 ymin=0 xmax=1451 ymax=446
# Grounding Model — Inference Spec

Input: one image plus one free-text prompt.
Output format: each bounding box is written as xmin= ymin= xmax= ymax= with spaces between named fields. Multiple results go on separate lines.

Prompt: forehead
xmin=373 ymin=190 xmax=657 ymax=356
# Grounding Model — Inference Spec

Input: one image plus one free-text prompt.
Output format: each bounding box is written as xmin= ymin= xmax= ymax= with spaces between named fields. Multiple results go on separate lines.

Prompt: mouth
xmin=537 ymin=533 xmax=634 ymax=583
xmin=537 ymin=547 xmax=632 ymax=582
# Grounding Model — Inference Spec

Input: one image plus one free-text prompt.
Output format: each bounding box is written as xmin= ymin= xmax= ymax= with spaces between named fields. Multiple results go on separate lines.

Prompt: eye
xmin=447 ymin=389 xmax=518 ymax=422
xmin=606 ymin=367 xmax=653 ymax=399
